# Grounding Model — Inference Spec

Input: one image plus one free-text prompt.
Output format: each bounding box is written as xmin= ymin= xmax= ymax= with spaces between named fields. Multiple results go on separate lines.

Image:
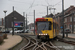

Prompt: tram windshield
xmin=37 ymin=22 xmax=50 ymax=30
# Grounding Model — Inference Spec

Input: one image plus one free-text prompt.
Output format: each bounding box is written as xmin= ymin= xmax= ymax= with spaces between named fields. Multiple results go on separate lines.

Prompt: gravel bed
xmin=57 ymin=35 xmax=75 ymax=42
xmin=54 ymin=35 xmax=75 ymax=50
xmin=53 ymin=40 xmax=75 ymax=50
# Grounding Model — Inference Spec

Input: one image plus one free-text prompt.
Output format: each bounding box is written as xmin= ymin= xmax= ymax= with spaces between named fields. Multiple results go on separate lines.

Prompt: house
xmin=55 ymin=6 xmax=75 ymax=33
xmin=5 ymin=11 xmax=25 ymax=30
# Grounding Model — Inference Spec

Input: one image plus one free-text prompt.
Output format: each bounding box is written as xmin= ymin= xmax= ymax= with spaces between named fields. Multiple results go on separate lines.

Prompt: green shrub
xmin=3 ymin=34 xmax=7 ymax=39
xmin=0 ymin=35 xmax=4 ymax=44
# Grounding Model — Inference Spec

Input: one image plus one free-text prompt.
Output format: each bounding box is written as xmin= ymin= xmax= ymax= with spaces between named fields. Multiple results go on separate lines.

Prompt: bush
xmin=0 ymin=35 xmax=4 ymax=44
xmin=3 ymin=34 xmax=7 ymax=39
xmin=0 ymin=31 xmax=2 ymax=34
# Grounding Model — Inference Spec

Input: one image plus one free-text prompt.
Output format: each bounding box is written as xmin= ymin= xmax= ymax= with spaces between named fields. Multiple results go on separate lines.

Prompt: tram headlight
xmin=44 ymin=34 xmax=45 ymax=35
xmin=46 ymin=34 xmax=48 ymax=35
xmin=41 ymin=34 xmax=43 ymax=35
xmin=39 ymin=34 xmax=41 ymax=35
xmin=39 ymin=33 xmax=48 ymax=35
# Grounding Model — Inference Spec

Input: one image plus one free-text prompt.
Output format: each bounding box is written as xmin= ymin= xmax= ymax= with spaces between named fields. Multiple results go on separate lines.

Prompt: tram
xmin=35 ymin=17 xmax=59 ymax=40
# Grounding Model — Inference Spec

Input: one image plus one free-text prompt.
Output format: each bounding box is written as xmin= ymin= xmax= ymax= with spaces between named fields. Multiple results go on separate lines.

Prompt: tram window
xmin=37 ymin=22 xmax=49 ymax=30
xmin=49 ymin=22 xmax=52 ymax=30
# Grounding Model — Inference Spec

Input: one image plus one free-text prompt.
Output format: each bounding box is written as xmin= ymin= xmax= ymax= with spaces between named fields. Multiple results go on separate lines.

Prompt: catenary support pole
xmin=26 ymin=14 xmax=27 ymax=29
xmin=47 ymin=6 xmax=48 ymax=16
xmin=23 ymin=12 xmax=25 ymax=32
xmin=12 ymin=6 xmax=14 ymax=35
xmin=62 ymin=0 xmax=65 ymax=38
xmin=72 ymin=12 xmax=74 ymax=33
xmin=34 ymin=10 xmax=35 ymax=35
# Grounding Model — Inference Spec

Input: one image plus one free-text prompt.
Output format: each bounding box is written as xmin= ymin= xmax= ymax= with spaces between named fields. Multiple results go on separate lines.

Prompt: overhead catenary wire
xmin=45 ymin=0 xmax=49 ymax=6
xmin=8 ymin=0 xmax=61 ymax=14
xmin=8 ymin=0 xmax=62 ymax=16
xmin=52 ymin=1 xmax=62 ymax=7
xmin=27 ymin=0 xmax=62 ymax=13
xmin=25 ymin=0 xmax=35 ymax=14
xmin=30 ymin=0 xmax=35 ymax=8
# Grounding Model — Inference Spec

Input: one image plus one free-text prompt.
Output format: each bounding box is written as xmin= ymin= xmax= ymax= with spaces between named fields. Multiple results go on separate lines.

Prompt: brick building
xmin=55 ymin=6 xmax=75 ymax=33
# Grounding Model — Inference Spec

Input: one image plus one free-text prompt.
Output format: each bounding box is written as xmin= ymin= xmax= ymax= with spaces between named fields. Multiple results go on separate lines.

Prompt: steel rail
xmin=20 ymin=35 xmax=37 ymax=50
xmin=49 ymin=41 xmax=60 ymax=50
xmin=34 ymin=42 xmax=47 ymax=50
xmin=57 ymin=37 xmax=75 ymax=45
xmin=20 ymin=35 xmax=60 ymax=50
xmin=32 ymin=42 xmax=38 ymax=50
xmin=24 ymin=36 xmax=37 ymax=50
xmin=34 ymin=42 xmax=48 ymax=50
xmin=42 ymin=42 xmax=47 ymax=50
xmin=20 ymin=36 xmax=30 ymax=50
xmin=24 ymin=43 xmax=35 ymax=49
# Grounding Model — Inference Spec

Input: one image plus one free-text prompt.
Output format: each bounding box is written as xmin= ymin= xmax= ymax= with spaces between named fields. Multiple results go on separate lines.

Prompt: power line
xmin=45 ymin=0 xmax=49 ymax=6
xmin=25 ymin=0 xmax=35 ymax=13
xmin=8 ymin=0 xmax=61 ymax=15
xmin=30 ymin=0 xmax=35 ymax=8
xmin=52 ymin=1 xmax=62 ymax=7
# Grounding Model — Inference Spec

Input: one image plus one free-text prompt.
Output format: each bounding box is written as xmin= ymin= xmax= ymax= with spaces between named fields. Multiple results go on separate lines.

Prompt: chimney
xmin=2 ymin=18 xmax=3 ymax=26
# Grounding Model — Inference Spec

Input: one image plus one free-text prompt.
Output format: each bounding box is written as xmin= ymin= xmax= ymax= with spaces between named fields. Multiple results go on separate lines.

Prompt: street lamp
xmin=3 ymin=10 xmax=7 ymax=34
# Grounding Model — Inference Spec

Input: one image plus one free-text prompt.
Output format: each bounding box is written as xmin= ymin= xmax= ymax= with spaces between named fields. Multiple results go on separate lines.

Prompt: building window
xmin=64 ymin=24 xmax=67 ymax=29
xmin=65 ymin=18 xmax=67 ymax=22
xmin=70 ymin=17 xmax=72 ymax=22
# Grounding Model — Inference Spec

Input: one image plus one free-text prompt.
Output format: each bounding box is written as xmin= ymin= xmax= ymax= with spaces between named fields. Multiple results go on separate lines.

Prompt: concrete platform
xmin=0 ymin=34 xmax=22 ymax=50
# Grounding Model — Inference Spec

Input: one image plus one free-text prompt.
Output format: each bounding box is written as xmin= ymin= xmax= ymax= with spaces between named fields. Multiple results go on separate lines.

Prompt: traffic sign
xmin=60 ymin=26 xmax=63 ymax=28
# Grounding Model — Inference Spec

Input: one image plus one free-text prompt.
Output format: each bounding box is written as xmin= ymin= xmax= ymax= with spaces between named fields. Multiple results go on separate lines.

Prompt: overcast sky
xmin=0 ymin=0 xmax=75 ymax=24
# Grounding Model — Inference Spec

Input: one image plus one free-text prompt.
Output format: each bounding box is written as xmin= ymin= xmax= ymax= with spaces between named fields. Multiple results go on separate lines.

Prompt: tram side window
xmin=49 ymin=22 xmax=52 ymax=30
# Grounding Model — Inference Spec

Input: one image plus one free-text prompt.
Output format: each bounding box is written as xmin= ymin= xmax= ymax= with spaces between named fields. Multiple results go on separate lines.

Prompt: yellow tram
xmin=35 ymin=17 xmax=59 ymax=40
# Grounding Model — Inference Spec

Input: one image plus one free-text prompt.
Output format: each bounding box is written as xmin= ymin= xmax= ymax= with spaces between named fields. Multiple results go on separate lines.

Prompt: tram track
xmin=57 ymin=37 xmax=75 ymax=45
xmin=20 ymin=35 xmax=37 ymax=50
xmin=20 ymin=35 xmax=60 ymax=50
